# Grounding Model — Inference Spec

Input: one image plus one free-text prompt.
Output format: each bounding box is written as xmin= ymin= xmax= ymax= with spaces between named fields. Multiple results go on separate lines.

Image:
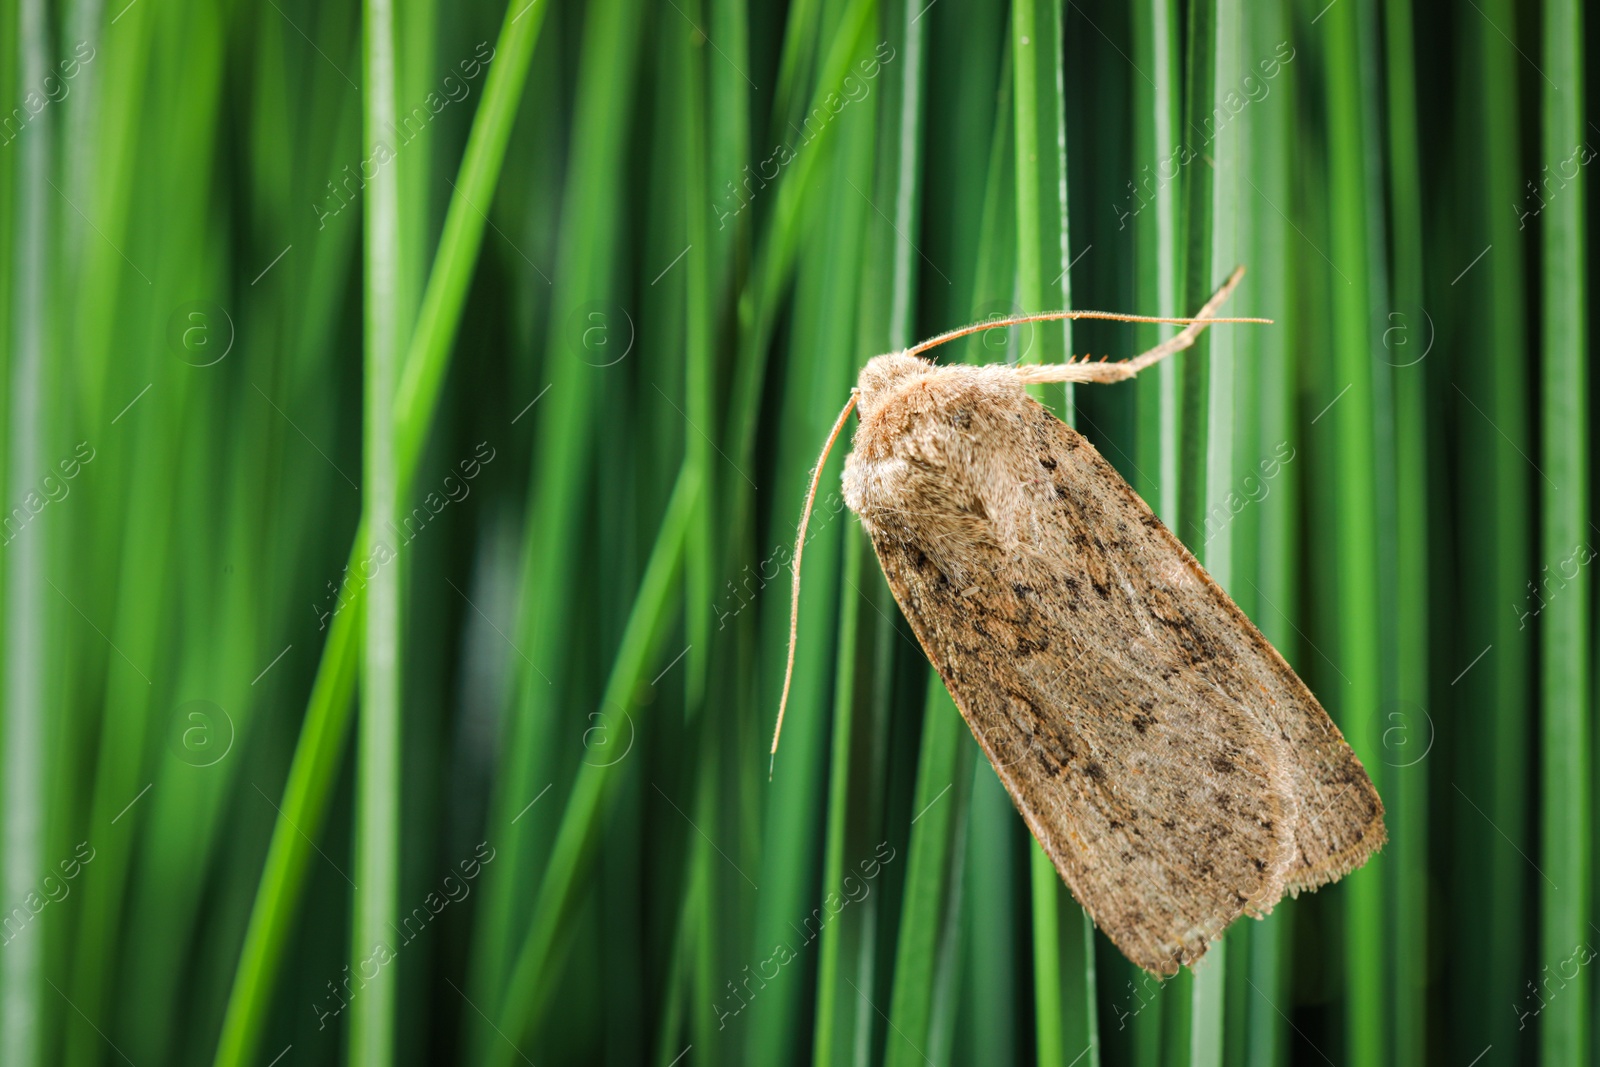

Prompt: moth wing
xmin=848 ymin=370 xmax=1381 ymax=973
xmin=870 ymin=523 xmax=1293 ymax=974
xmin=1019 ymin=414 xmax=1387 ymax=899
xmin=1019 ymin=406 xmax=1385 ymax=898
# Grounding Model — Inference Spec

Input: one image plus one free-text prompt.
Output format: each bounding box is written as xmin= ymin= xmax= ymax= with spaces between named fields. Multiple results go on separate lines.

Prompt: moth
xmin=773 ymin=266 xmax=1384 ymax=976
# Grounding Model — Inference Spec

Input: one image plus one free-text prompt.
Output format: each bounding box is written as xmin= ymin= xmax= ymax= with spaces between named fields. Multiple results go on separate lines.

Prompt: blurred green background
xmin=0 ymin=0 xmax=1593 ymax=1064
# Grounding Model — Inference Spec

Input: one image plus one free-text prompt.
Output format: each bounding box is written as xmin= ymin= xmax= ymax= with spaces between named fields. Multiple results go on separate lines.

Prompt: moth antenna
xmin=772 ymin=390 xmax=860 ymax=779
xmin=1013 ymin=265 xmax=1264 ymax=385
xmin=905 ymin=265 xmax=1269 ymax=370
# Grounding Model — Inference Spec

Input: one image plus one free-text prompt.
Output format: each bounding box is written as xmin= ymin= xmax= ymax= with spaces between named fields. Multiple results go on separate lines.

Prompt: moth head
xmin=854 ymin=351 xmax=934 ymax=421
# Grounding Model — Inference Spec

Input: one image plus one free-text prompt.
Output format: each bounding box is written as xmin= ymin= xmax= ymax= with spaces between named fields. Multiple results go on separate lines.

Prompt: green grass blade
xmin=1450 ymin=1 xmax=1532 ymax=1058
xmin=1539 ymin=0 xmax=1590 ymax=1063
xmin=1381 ymin=0 xmax=1429 ymax=1063
xmin=1012 ymin=0 xmax=1072 ymax=395
xmin=705 ymin=0 xmax=751 ymax=307
xmin=681 ymin=0 xmax=714 ymax=711
xmin=395 ymin=0 xmax=435 ymax=344
xmin=2 ymin=2 xmax=50 ymax=1064
xmin=212 ymin=566 xmax=363 ymax=1067
xmin=62 ymin=0 xmax=154 ymax=430
xmin=884 ymin=683 xmax=975 ymax=1067
xmin=1130 ymin=0 xmax=1181 ymax=525
xmin=1187 ymin=943 xmax=1225 ymax=1067
xmin=1174 ymin=0 xmax=1213 ymax=554
xmin=391 ymin=0 xmax=548 ymax=479
xmin=810 ymin=525 xmax=870 ymax=1067
xmin=959 ymin=762 xmax=1021 ymax=1066
xmin=350 ymin=0 xmax=404 ymax=1061
xmin=666 ymin=15 xmax=721 ymax=1058
xmin=1319 ymin=2 xmax=1388 ymax=1061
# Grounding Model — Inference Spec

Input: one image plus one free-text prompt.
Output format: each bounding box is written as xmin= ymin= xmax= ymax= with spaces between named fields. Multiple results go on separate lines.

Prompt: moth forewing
xmin=847 ymin=370 xmax=1308 ymax=973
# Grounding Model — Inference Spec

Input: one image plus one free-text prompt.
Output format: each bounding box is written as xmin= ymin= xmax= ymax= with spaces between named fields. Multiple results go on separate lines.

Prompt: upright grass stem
xmin=1538 ymin=1 xmax=1590 ymax=1064
xmin=1454 ymin=2 xmax=1533 ymax=1059
xmin=2 ymin=2 xmax=49 ymax=1064
xmin=1381 ymin=0 xmax=1429 ymax=1063
xmin=351 ymin=0 xmax=403 ymax=1062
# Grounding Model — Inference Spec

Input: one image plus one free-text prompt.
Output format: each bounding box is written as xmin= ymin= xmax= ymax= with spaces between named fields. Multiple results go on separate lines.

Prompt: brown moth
xmin=774 ymin=266 xmax=1384 ymax=976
